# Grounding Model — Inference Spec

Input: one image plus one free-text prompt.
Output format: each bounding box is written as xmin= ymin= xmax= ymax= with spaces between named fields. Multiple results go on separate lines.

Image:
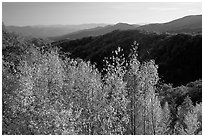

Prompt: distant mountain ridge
xmin=4 ymin=15 xmax=202 ymax=41
xmin=50 ymin=15 xmax=201 ymax=41
xmin=137 ymin=15 xmax=202 ymax=33
xmin=5 ymin=23 xmax=109 ymax=38
xmin=49 ymin=23 xmax=140 ymax=41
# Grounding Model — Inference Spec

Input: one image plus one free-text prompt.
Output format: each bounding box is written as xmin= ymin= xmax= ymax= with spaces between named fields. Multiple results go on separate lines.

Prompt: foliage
xmin=125 ymin=42 xmax=166 ymax=135
xmin=176 ymin=97 xmax=202 ymax=135
xmin=2 ymin=29 xmax=202 ymax=135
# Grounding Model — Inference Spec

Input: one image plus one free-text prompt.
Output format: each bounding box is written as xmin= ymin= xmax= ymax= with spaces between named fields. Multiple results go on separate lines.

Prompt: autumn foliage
xmin=2 ymin=31 xmax=202 ymax=135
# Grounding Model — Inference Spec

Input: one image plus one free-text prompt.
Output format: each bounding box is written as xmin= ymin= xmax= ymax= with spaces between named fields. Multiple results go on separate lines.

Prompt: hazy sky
xmin=2 ymin=2 xmax=202 ymax=26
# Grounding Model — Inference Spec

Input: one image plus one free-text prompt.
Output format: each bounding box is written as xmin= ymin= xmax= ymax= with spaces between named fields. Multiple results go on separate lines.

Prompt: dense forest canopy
xmin=2 ymin=26 xmax=202 ymax=135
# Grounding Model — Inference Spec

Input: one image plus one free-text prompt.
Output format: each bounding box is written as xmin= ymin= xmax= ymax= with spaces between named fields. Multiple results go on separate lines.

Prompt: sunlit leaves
xmin=2 ymin=39 xmax=202 ymax=135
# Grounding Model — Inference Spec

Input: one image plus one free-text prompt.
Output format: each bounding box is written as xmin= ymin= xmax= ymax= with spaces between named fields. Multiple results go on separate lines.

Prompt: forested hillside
xmin=2 ymin=28 xmax=202 ymax=135
xmin=137 ymin=15 xmax=202 ymax=33
xmin=49 ymin=23 xmax=139 ymax=41
xmin=53 ymin=30 xmax=202 ymax=86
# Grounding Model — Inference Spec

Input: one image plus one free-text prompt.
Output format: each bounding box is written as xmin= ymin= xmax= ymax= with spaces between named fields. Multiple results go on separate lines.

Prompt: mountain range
xmin=49 ymin=23 xmax=140 ymax=41
xmin=5 ymin=23 xmax=109 ymax=38
xmin=4 ymin=15 xmax=201 ymax=41
xmin=49 ymin=14 xmax=202 ymax=41
xmin=137 ymin=15 xmax=202 ymax=33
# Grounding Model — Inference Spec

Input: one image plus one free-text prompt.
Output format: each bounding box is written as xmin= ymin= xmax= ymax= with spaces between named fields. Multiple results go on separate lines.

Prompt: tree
xmin=63 ymin=59 xmax=103 ymax=135
xmin=98 ymin=47 xmax=129 ymax=135
xmin=160 ymin=102 xmax=172 ymax=134
xmin=125 ymin=42 xmax=167 ymax=135
xmin=176 ymin=96 xmax=201 ymax=135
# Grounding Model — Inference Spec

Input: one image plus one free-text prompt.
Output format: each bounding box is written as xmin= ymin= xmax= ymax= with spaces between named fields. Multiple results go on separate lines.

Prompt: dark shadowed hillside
xmin=53 ymin=29 xmax=201 ymax=86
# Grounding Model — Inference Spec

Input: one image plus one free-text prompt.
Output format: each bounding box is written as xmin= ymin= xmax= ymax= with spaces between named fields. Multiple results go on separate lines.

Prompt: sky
xmin=2 ymin=2 xmax=202 ymax=26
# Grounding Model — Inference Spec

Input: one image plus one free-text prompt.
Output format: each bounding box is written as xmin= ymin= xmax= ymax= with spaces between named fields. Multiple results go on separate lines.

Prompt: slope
xmin=5 ymin=23 xmax=108 ymax=38
xmin=53 ymin=29 xmax=202 ymax=86
xmin=49 ymin=23 xmax=140 ymax=41
xmin=137 ymin=15 xmax=202 ymax=33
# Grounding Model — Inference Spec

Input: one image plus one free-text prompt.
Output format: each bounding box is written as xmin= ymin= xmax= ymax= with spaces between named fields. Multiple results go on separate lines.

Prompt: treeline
xmin=53 ymin=30 xmax=202 ymax=86
xmin=2 ymin=31 xmax=202 ymax=135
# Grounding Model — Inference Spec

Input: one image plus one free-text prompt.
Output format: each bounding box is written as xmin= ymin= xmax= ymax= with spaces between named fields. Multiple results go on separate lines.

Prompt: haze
xmin=2 ymin=2 xmax=201 ymax=26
